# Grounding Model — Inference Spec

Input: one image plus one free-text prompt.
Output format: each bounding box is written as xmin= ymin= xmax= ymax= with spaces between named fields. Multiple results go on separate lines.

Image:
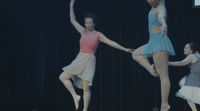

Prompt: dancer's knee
xmin=59 ymin=71 xmax=71 ymax=82
xmin=59 ymin=74 xmax=64 ymax=81
xmin=155 ymin=65 xmax=168 ymax=78
xmin=83 ymin=81 xmax=90 ymax=92
xmin=158 ymin=73 xmax=169 ymax=81
xmin=132 ymin=51 xmax=137 ymax=60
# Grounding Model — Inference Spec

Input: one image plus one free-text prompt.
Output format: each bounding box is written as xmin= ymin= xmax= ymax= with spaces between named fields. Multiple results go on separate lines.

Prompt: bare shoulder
xmin=98 ymin=32 xmax=104 ymax=38
xmin=157 ymin=8 xmax=165 ymax=14
xmin=99 ymin=32 xmax=103 ymax=36
xmin=189 ymin=54 xmax=198 ymax=63
xmin=80 ymin=28 xmax=86 ymax=35
xmin=187 ymin=54 xmax=196 ymax=58
xmin=155 ymin=8 xmax=165 ymax=18
xmin=98 ymin=32 xmax=111 ymax=44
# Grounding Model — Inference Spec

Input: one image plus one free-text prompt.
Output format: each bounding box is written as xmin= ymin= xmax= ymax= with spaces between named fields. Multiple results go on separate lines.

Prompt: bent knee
xmin=59 ymin=71 xmax=70 ymax=81
xmin=59 ymin=74 xmax=64 ymax=81
xmin=132 ymin=51 xmax=137 ymax=59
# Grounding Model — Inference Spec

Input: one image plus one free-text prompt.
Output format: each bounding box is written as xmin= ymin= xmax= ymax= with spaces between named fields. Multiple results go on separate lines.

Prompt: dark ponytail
xmin=188 ymin=42 xmax=200 ymax=53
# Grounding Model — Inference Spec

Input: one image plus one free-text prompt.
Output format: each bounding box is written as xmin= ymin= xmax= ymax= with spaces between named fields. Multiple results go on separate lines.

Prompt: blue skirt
xmin=143 ymin=34 xmax=175 ymax=58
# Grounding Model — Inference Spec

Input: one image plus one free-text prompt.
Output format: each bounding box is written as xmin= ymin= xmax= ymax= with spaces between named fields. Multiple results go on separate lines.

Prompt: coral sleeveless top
xmin=79 ymin=29 xmax=101 ymax=54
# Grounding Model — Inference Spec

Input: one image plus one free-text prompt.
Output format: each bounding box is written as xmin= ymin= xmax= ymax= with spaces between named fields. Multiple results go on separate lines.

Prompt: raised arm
xmin=70 ymin=0 xmax=84 ymax=34
xmin=157 ymin=9 xmax=167 ymax=37
xmin=99 ymin=33 xmax=134 ymax=53
xmin=169 ymin=55 xmax=195 ymax=66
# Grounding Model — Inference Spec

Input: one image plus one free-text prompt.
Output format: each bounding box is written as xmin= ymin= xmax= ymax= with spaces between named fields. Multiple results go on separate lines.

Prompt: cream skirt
xmin=62 ymin=52 xmax=96 ymax=89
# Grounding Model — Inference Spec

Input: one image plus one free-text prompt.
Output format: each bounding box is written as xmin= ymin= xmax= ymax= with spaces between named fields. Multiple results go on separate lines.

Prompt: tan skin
xmin=132 ymin=0 xmax=170 ymax=111
xmin=169 ymin=44 xmax=200 ymax=111
xmin=59 ymin=0 xmax=134 ymax=111
xmin=169 ymin=44 xmax=199 ymax=66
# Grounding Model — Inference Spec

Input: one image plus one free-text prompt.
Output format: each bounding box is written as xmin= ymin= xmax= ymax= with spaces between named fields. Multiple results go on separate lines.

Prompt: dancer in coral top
xmin=59 ymin=0 xmax=133 ymax=111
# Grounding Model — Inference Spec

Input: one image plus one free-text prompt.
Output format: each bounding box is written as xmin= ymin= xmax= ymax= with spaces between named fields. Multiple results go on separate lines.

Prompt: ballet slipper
xmin=148 ymin=64 xmax=159 ymax=77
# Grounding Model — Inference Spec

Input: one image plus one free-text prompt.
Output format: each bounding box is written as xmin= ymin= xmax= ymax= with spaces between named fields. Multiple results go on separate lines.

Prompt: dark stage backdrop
xmin=0 ymin=0 xmax=200 ymax=111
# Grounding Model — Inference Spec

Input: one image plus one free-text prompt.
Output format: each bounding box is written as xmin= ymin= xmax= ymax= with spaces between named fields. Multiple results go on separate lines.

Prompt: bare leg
xmin=153 ymin=51 xmax=170 ymax=111
xmin=132 ymin=45 xmax=158 ymax=77
xmin=59 ymin=71 xmax=81 ymax=110
xmin=82 ymin=80 xmax=91 ymax=111
xmin=187 ymin=100 xmax=197 ymax=111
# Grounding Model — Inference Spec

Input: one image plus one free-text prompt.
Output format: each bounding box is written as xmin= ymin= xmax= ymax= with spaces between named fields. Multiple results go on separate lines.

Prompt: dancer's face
xmin=147 ymin=0 xmax=160 ymax=7
xmin=85 ymin=18 xmax=95 ymax=31
xmin=184 ymin=44 xmax=193 ymax=56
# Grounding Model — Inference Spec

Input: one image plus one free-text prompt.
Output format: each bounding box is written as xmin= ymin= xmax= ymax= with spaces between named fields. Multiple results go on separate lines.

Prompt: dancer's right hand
xmin=70 ymin=0 xmax=75 ymax=7
xmin=160 ymin=25 xmax=167 ymax=37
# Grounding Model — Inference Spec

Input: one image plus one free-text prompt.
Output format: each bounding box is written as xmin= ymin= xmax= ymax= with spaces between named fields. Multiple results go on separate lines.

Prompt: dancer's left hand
xmin=160 ymin=25 xmax=167 ymax=37
xmin=125 ymin=48 xmax=135 ymax=53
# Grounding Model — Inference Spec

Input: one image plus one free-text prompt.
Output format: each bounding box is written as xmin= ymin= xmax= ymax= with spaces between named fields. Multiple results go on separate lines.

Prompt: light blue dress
xmin=143 ymin=8 xmax=175 ymax=57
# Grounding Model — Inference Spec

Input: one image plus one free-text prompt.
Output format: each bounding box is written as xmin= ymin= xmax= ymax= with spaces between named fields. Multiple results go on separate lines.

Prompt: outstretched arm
xmin=169 ymin=55 xmax=194 ymax=66
xmin=157 ymin=10 xmax=167 ymax=37
xmin=70 ymin=0 xmax=84 ymax=34
xmin=99 ymin=33 xmax=134 ymax=53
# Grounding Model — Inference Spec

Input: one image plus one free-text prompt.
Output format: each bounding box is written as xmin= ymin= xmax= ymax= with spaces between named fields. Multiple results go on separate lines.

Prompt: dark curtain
xmin=0 ymin=0 xmax=200 ymax=111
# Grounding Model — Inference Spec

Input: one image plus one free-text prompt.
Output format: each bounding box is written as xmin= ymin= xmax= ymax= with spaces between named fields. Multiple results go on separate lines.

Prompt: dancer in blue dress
xmin=131 ymin=0 xmax=175 ymax=111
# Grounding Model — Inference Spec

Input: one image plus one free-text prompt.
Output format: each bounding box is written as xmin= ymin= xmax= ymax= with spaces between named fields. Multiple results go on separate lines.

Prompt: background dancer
xmin=169 ymin=43 xmax=200 ymax=111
